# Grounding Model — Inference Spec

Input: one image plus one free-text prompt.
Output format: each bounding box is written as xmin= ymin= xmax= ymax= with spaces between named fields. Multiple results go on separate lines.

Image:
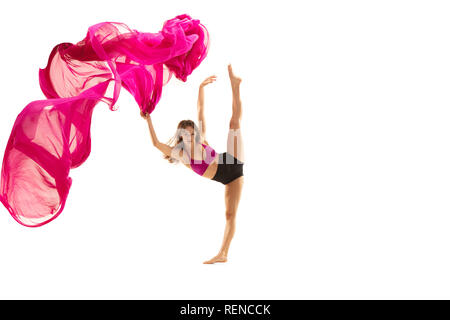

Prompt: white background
xmin=0 ymin=0 xmax=449 ymax=299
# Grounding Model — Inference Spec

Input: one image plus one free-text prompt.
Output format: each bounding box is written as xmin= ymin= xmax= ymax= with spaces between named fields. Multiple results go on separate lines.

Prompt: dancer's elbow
xmin=152 ymin=140 xmax=161 ymax=148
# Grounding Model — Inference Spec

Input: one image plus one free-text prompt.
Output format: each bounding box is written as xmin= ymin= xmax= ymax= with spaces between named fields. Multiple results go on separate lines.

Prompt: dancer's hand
xmin=200 ymin=75 xmax=217 ymax=88
xmin=140 ymin=110 xmax=149 ymax=120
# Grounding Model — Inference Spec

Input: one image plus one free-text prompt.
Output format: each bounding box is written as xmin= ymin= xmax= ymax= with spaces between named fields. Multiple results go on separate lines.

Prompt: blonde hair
xmin=163 ymin=120 xmax=203 ymax=164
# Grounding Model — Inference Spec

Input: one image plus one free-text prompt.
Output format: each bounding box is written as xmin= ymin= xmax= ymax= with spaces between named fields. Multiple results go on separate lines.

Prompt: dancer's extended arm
xmin=197 ymin=75 xmax=217 ymax=144
xmin=197 ymin=86 xmax=206 ymax=138
xmin=141 ymin=111 xmax=179 ymax=159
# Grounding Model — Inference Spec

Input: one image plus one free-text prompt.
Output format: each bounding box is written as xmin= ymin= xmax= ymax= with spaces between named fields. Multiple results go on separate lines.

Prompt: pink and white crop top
xmin=187 ymin=143 xmax=217 ymax=176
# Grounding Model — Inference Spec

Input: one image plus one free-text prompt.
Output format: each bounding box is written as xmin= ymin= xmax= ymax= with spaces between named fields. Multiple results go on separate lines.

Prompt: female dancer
xmin=140 ymin=64 xmax=244 ymax=264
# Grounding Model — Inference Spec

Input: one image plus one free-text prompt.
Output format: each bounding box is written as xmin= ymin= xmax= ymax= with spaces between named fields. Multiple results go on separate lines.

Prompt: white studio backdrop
xmin=0 ymin=0 xmax=450 ymax=299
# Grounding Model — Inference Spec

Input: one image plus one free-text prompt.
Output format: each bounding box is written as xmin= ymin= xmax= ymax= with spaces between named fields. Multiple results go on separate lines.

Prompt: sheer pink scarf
xmin=0 ymin=14 xmax=209 ymax=227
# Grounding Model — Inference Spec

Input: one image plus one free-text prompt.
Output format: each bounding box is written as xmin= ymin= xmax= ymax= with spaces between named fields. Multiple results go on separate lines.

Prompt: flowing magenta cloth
xmin=0 ymin=14 xmax=209 ymax=227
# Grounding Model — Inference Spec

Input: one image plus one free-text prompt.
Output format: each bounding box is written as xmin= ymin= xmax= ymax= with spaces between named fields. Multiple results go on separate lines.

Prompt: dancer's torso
xmin=181 ymin=143 xmax=219 ymax=179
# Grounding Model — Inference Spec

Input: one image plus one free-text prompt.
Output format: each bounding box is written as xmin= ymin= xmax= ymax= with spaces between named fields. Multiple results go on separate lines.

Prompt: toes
xmin=203 ymin=257 xmax=217 ymax=264
xmin=204 ymin=255 xmax=228 ymax=264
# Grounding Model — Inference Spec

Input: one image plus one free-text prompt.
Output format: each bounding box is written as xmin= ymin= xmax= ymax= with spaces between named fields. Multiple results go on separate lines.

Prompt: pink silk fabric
xmin=0 ymin=14 xmax=209 ymax=227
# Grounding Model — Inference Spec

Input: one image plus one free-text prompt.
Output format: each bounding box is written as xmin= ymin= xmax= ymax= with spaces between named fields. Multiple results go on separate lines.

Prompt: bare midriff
xmin=181 ymin=151 xmax=219 ymax=179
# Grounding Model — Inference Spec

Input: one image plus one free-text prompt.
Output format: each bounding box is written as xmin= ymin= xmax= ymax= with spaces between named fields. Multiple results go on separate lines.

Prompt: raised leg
xmin=226 ymin=64 xmax=244 ymax=163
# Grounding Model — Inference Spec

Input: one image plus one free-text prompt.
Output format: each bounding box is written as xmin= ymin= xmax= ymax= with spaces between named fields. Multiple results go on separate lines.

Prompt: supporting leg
xmin=203 ymin=176 xmax=244 ymax=264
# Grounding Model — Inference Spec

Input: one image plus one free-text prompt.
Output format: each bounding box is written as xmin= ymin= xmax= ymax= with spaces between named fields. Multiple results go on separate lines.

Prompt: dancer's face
xmin=180 ymin=126 xmax=195 ymax=143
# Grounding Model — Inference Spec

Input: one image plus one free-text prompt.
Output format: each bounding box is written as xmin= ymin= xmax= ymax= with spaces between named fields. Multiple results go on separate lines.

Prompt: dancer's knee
xmin=229 ymin=118 xmax=240 ymax=129
xmin=225 ymin=210 xmax=236 ymax=220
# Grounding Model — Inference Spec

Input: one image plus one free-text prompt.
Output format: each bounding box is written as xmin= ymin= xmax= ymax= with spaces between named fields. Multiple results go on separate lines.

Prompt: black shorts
xmin=211 ymin=152 xmax=244 ymax=185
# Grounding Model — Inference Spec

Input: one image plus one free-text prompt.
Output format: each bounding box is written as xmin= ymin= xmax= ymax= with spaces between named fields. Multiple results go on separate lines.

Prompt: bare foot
xmin=228 ymin=64 xmax=242 ymax=87
xmin=203 ymin=254 xmax=228 ymax=264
